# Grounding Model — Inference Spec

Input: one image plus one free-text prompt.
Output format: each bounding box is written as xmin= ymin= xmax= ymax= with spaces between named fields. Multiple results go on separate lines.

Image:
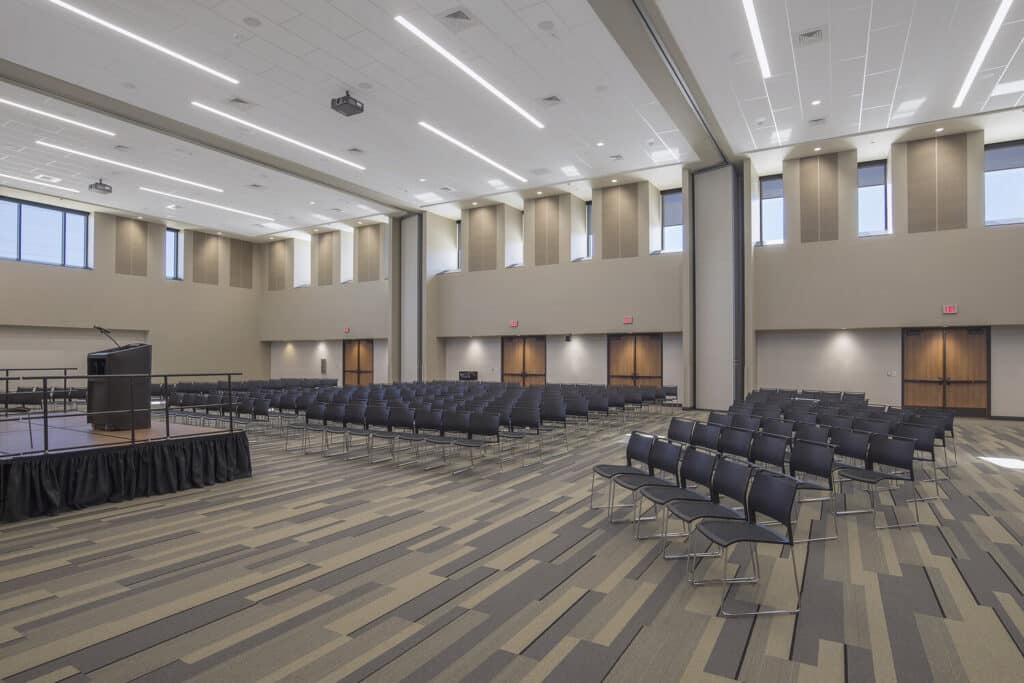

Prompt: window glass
xmin=857 ymin=161 xmax=888 ymax=235
xmin=64 ymin=212 xmax=87 ymax=267
xmin=758 ymin=176 xmax=784 ymax=245
xmin=661 ymin=189 xmax=683 ymax=252
xmin=0 ymin=199 xmax=16 ymax=260
xmin=165 ymin=228 xmax=181 ymax=279
xmin=20 ymin=203 xmax=63 ymax=264
xmin=985 ymin=142 xmax=1024 ymax=226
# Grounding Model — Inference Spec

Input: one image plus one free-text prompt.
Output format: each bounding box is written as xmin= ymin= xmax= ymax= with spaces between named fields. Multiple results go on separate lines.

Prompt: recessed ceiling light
xmin=596 ymin=141 xmax=605 ymax=147
xmin=43 ymin=0 xmax=239 ymax=84
xmin=487 ymin=179 xmax=508 ymax=189
xmin=191 ymin=102 xmax=365 ymax=170
xmin=813 ymin=146 xmax=821 ymax=151
xmin=140 ymin=186 xmax=274 ymax=220
xmin=357 ymin=204 xmax=373 ymax=212
xmin=0 ymin=172 xmax=79 ymax=193
xmin=419 ymin=177 xmax=426 ymax=182
xmin=34 ymin=174 xmax=62 ymax=183
xmin=935 ymin=127 xmax=945 ymax=132
xmin=309 ymin=200 xmax=315 ymax=205
xmin=0 ymin=97 xmax=116 ymax=136
xmin=991 ymin=79 xmax=1024 ymax=96
xmin=611 ymin=178 xmax=618 ymax=183
xmin=313 ymin=228 xmax=318 ymax=232
xmin=742 ymin=0 xmax=771 ymax=78
xmin=954 ymin=0 xmax=1014 ymax=108
xmin=35 ymin=140 xmax=223 ymax=192
xmin=166 ymin=204 xmax=177 ymax=210
xmin=418 ymin=121 xmax=527 ymax=182
xmin=268 ymin=236 xmax=274 ymax=239
xmin=311 ymin=213 xmax=331 ymax=222
xmin=395 ymin=16 xmax=544 ymax=129
xmin=811 ymin=99 xmax=821 ymax=106
xmin=414 ymin=191 xmax=443 ymax=203
xmin=536 ymin=191 xmax=543 ymax=195
xmin=217 ymin=231 xmax=223 ymax=235
xmin=560 ymin=165 xmax=581 ymax=178
xmin=136 ymin=216 xmax=143 ymax=219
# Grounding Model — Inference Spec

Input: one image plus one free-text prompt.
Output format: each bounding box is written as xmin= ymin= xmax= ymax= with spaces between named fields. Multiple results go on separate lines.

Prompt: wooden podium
xmin=87 ymin=343 xmax=152 ymax=430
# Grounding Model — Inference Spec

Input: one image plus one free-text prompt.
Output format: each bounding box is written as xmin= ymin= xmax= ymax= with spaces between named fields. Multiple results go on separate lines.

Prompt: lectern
xmin=87 ymin=343 xmax=152 ymax=430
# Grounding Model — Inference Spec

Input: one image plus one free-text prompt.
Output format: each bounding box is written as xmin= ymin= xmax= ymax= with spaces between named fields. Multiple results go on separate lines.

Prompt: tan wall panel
xmin=533 ymin=196 xmax=560 ymax=266
xmin=619 ymin=184 xmax=639 ymax=257
xmin=819 ymin=154 xmax=839 ymax=241
xmin=357 ymin=224 xmax=380 ymax=282
xmin=192 ymin=232 xmax=219 ymax=285
xmin=799 ymin=157 xmax=820 ymax=243
xmin=936 ymin=134 xmax=967 ymax=231
xmin=601 ymin=186 xmax=620 ymax=259
xmin=115 ymin=218 xmax=148 ymax=276
xmin=229 ymin=239 xmax=253 ymax=289
xmin=316 ymin=232 xmax=335 ymax=286
xmin=267 ymin=240 xmax=288 ymax=291
xmin=467 ymin=206 xmax=497 ymax=272
xmin=907 ymin=138 xmax=938 ymax=233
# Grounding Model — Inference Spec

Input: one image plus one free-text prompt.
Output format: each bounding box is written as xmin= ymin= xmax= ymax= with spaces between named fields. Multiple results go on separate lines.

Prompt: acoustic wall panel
xmin=400 ymin=215 xmax=420 ymax=381
xmin=907 ymin=134 xmax=967 ymax=233
xmin=192 ymin=232 xmax=219 ymax=285
xmin=599 ymin=183 xmax=640 ymax=259
xmin=316 ymin=232 xmax=336 ymax=286
xmin=267 ymin=239 xmax=288 ymax=291
xmin=533 ymin=196 xmax=560 ymax=265
xmin=798 ymin=153 xmax=839 ymax=243
xmin=114 ymin=218 xmax=147 ymax=276
xmin=467 ymin=206 xmax=498 ymax=271
xmin=229 ymin=239 xmax=253 ymax=289
xmin=356 ymin=224 xmax=381 ymax=282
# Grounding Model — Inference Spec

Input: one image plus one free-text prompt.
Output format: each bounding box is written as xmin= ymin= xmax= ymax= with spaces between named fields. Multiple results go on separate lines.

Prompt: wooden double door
xmin=903 ymin=327 xmax=989 ymax=415
xmin=343 ymin=339 xmax=374 ymax=386
xmin=608 ymin=334 xmax=663 ymax=386
xmin=502 ymin=336 xmax=546 ymax=386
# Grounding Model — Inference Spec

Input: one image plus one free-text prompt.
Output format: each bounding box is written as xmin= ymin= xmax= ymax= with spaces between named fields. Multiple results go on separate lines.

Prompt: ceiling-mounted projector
xmin=331 ymin=91 xmax=364 ymax=117
xmin=88 ymin=178 xmax=112 ymax=195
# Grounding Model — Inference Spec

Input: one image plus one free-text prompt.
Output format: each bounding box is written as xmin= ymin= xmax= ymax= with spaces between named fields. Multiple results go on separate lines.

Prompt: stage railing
xmin=0 ymin=371 xmax=242 ymax=458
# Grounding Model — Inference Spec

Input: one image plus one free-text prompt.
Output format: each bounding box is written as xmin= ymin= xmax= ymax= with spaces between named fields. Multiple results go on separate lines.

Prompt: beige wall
xmin=0 ymin=325 xmax=147 ymax=384
xmin=423 ymin=212 xmax=458 ymax=380
xmin=444 ymin=337 xmax=501 ymax=381
xmin=991 ymin=326 xmax=1024 ymax=418
xmin=260 ymin=280 xmax=389 ymax=342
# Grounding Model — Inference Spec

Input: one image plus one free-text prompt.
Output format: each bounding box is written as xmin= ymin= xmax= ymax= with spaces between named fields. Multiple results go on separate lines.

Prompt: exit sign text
xmin=942 ymin=305 xmax=958 ymax=315
xmin=623 ymin=316 xmax=634 ymax=325
xmin=509 ymin=320 xmax=518 ymax=328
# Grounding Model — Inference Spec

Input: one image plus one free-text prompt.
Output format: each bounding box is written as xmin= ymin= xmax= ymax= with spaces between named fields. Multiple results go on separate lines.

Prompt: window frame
xmin=455 ymin=219 xmax=462 ymax=270
xmin=0 ymin=194 xmax=90 ymax=268
xmin=165 ymin=227 xmax=183 ymax=280
xmin=585 ymin=200 xmax=593 ymax=259
xmin=660 ymin=188 xmax=684 ymax=253
xmin=983 ymin=139 xmax=1024 ymax=227
xmin=757 ymin=174 xmax=784 ymax=246
xmin=856 ymin=159 xmax=889 ymax=237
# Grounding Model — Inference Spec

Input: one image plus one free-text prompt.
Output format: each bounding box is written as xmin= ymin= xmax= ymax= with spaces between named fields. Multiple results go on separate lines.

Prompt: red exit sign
xmin=623 ymin=316 xmax=634 ymax=325
xmin=343 ymin=326 xmax=351 ymax=333
xmin=509 ymin=319 xmax=518 ymax=328
xmin=942 ymin=305 xmax=958 ymax=315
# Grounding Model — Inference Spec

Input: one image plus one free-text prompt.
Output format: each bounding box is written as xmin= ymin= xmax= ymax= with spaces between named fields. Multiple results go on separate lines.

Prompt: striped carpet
xmin=1 ymin=412 xmax=1023 ymax=682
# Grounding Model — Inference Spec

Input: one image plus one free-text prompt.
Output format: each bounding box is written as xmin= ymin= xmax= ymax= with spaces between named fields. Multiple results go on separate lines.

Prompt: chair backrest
xmin=414 ymin=408 xmax=442 ymax=432
xmin=829 ymin=427 xmax=871 ymax=464
xmin=511 ymin=405 xmax=540 ymax=430
xmin=719 ymin=427 xmax=753 ymax=460
xmin=469 ymin=412 xmax=500 ymax=439
xmin=794 ymin=423 xmax=830 ymax=444
xmin=679 ymin=446 xmax=716 ymax=489
xmin=868 ymin=434 xmax=916 ymax=473
xmin=649 ymin=439 xmax=683 ymax=482
xmin=565 ymin=396 xmax=589 ymax=416
xmin=365 ymin=405 xmax=390 ymax=428
xmin=388 ymin=406 xmax=415 ymax=431
xmin=852 ymin=418 xmax=893 ymax=436
xmin=731 ymin=414 xmax=762 ymax=431
xmin=710 ymin=458 xmax=752 ymax=506
xmin=305 ymin=402 xmax=327 ymax=422
xmin=762 ymin=418 xmax=795 ymax=439
xmin=625 ymin=431 xmax=656 ymax=470
xmin=817 ymin=414 xmax=853 ymax=430
xmin=708 ymin=411 xmax=733 ymax=427
xmin=443 ymin=410 xmax=471 ymax=436
xmin=893 ymin=423 xmax=936 ymax=453
xmin=750 ymin=432 xmax=788 ymax=468
xmin=666 ymin=417 xmax=696 ymax=444
xmin=588 ymin=394 xmax=609 ymax=412
xmin=343 ymin=403 xmax=366 ymax=426
xmin=690 ymin=423 xmax=722 ymax=451
xmin=541 ymin=400 xmax=566 ymax=422
xmin=324 ymin=403 xmax=345 ymax=423
xmin=790 ymin=439 xmax=835 ymax=483
xmin=746 ymin=470 xmax=800 ymax=541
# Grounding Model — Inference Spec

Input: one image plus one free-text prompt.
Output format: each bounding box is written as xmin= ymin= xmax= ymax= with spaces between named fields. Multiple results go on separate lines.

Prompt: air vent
xmin=439 ymin=185 xmax=455 ymax=192
xmin=346 ymin=147 xmax=364 ymax=154
xmin=247 ymin=183 xmax=264 ymax=189
xmin=531 ymin=168 xmax=551 ymax=176
xmin=808 ymin=117 xmax=827 ymax=126
xmin=796 ymin=27 xmax=825 ymax=46
xmin=609 ymin=154 xmax=624 ymax=161
xmin=437 ymin=7 xmax=478 ymax=33
xmin=228 ymin=96 xmax=254 ymax=110
xmin=114 ymin=144 xmax=131 ymax=151
xmin=541 ymin=95 xmax=561 ymax=106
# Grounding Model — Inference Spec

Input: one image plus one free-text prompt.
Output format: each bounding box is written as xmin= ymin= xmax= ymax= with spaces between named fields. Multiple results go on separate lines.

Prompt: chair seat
xmin=613 ymin=473 xmax=673 ymax=491
xmin=453 ymin=439 xmax=489 ymax=448
xmin=698 ymin=519 xmax=790 ymax=547
xmin=638 ymin=485 xmax=707 ymax=505
xmin=835 ymin=467 xmax=911 ymax=484
xmin=425 ymin=436 xmax=453 ymax=445
xmin=347 ymin=428 xmax=371 ymax=437
xmin=372 ymin=431 xmax=398 ymax=440
xmin=398 ymin=433 xmax=426 ymax=442
xmin=665 ymin=499 xmax=743 ymax=524
xmin=593 ymin=464 xmax=645 ymax=479
xmin=795 ymin=478 xmax=831 ymax=492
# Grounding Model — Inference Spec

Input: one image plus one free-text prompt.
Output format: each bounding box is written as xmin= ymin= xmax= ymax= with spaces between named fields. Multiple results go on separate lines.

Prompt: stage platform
xmin=0 ymin=415 xmax=252 ymax=522
xmin=0 ymin=413 xmax=218 ymax=456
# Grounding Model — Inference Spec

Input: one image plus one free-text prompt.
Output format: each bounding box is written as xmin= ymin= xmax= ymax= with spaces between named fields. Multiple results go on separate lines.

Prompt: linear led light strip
xmin=35 ymin=141 xmax=223 ymax=192
xmin=43 ymin=0 xmax=238 ymax=84
xmin=395 ymin=16 xmax=544 ymax=129
xmin=0 ymin=172 xmax=79 ymax=193
xmin=418 ymin=122 xmax=527 ymax=182
xmin=0 ymin=97 xmax=115 ymax=136
xmin=191 ymin=102 xmax=366 ymax=171
xmin=954 ymin=0 xmax=1015 ymax=108
xmin=741 ymin=0 xmax=771 ymax=79
xmin=139 ymin=187 xmax=273 ymax=221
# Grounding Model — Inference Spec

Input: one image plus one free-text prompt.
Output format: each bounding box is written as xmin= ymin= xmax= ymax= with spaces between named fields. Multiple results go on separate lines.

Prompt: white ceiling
xmin=0 ymin=81 xmax=394 ymax=238
xmin=2 ymin=0 xmax=695 ymax=218
xmin=657 ymin=0 xmax=1024 ymax=153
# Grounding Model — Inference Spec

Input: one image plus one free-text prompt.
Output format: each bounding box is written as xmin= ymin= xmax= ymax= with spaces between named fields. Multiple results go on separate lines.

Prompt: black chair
xmin=817 ymin=414 xmax=853 ymax=430
xmin=666 ymin=417 xmax=696 ymax=445
xmin=718 ymin=427 xmax=753 ymax=461
xmin=762 ymin=418 xmax=795 ymax=440
xmin=893 ymin=423 xmax=943 ymax=501
xmin=694 ymin=470 xmax=802 ymax=617
xmin=539 ymin=400 xmax=569 ymax=455
xmin=423 ymin=411 xmax=471 ymax=470
xmin=601 ymin=439 xmax=684 ymax=538
xmin=450 ymin=412 xmax=501 ymax=475
xmin=731 ymin=414 xmax=762 ymax=432
xmin=852 ymin=417 xmax=893 ymax=437
xmin=397 ymin=408 xmax=441 ymax=468
xmin=829 ymin=427 xmax=871 ymax=475
xmin=708 ymin=411 xmax=733 ymax=427
xmin=835 ymin=434 xmax=920 ymax=529
xmin=789 ymin=439 xmax=838 ymax=543
xmin=794 ymin=423 xmax=830 ymax=445
xmin=372 ymin=406 xmax=415 ymax=465
xmin=663 ymin=457 xmax=752 ymax=562
xmin=565 ymin=396 xmax=590 ymax=429
xmin=636 ymin=444 xmax=713 ymax=541
xmin=506 ymin=405 xmax=543 ymax=466
xmin=590 ymin=431 xmax=655 ymax=520
xmin=690 ymin=423 xmax=722 ymax=451
xmin=749 ymin=432 xmax=788 ymax=472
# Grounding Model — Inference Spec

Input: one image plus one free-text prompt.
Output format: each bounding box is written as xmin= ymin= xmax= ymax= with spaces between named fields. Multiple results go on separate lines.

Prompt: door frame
xmin=607 ymin=333 xmax=664 ymax=386
xmin=500 ymin=335 xmax=547 ymax=386
xmin=900 ymin=326 xmax=990 ymax=416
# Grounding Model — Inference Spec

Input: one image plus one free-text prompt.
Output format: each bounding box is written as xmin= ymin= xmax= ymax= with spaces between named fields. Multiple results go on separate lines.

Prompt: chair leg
xmin=793 ymin=495 xmax=839 ymax=543
xmin=834 ymin=477 xmax=874 ymax=516
xmin=873 ymin=482 xmax=921 ymax=529
xmin=718 ymin=544 xmax=800 ymax=617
